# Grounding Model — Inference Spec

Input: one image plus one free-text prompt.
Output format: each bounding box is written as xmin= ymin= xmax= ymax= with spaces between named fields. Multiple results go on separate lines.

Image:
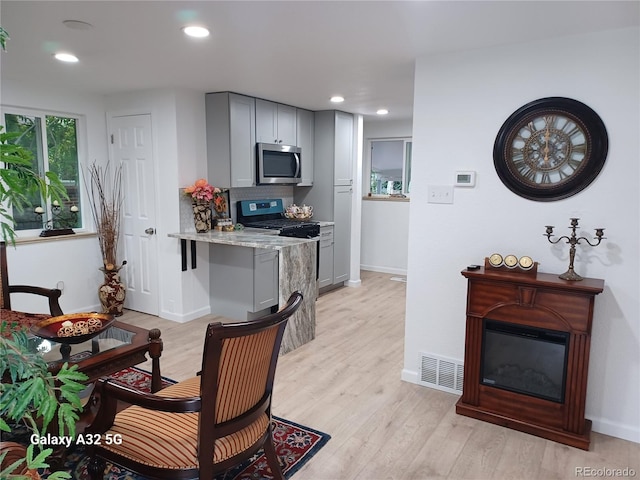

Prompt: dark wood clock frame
xmin=493 ymin=97 xmax=608 ymax=202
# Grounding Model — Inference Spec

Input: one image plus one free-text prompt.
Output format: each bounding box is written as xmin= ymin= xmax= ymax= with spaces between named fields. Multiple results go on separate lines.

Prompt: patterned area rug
xmin=42 ymin=367 xmax=330 ymax=479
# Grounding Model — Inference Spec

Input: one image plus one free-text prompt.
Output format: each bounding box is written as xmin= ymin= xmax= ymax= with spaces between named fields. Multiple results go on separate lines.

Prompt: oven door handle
xmin=294 ymin=153 xmax=301 ymax=179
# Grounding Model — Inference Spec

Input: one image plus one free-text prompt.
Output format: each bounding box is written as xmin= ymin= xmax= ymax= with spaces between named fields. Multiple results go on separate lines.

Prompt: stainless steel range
xmin=236 ymin=199 xmax=320 ymax=238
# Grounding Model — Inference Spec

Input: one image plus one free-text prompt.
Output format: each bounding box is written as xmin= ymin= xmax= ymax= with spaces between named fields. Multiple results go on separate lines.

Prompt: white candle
xmin=34 ymin=206 xmax=45 ymax=214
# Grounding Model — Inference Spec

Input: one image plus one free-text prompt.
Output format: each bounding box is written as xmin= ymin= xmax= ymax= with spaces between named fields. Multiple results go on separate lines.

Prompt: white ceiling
xmin=1 ymin=1 xmax=638 ymax=121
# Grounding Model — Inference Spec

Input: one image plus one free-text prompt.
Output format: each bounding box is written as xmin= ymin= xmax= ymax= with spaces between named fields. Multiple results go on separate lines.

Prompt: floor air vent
xmin=418 ymin=352 xmax=464 ymax=395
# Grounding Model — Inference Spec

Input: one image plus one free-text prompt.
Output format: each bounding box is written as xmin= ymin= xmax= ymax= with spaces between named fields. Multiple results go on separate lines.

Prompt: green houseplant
xmin=0 ymin=27 xmax=88 ymax=479
xmin=1 ymin=324 xmax=88 ymax=479
xmin=0 ymin=26 xmax=67 ymax=245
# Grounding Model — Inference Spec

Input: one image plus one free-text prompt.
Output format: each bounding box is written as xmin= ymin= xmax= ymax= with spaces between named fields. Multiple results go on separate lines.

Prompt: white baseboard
xmin=361 ymin=264 xmax=407 ymax=276
xmin=401 ymin=368 xmax=419 ymax=384
xmin=590 ymin=415 xmax=640 ymax=444
xmin=346 ymin=279 xmax=362 ymax=287
xmin=159 ymin=306 xmax=210 ymax=323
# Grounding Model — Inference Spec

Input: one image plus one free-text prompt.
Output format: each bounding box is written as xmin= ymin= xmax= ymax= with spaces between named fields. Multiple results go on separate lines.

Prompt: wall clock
xmin=493 ymin=97 xmax=608 ymax=202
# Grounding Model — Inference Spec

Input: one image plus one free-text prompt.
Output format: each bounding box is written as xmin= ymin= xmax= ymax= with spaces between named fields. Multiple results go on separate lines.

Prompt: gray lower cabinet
xmin=318 ymin=226 xmax=334 ymax=289
xmin=210 ymin=245 xmax=278 ymax=320
xmin=333 ymin=186 xmax=352 ymax=284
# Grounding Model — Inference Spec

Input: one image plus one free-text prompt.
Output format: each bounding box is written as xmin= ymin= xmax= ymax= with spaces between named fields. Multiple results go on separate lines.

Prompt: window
xmin=368 ymin=138 xmax=412 ymax=196
xmin=2 ymin=108 xmax=83 ymax=235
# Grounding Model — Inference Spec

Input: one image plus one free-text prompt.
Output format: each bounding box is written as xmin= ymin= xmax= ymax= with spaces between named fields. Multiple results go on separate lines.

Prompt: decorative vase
xmin=192 ymin=201 xmax=212 ymax=233
xmin=99 ymin=268 xmax=126 ymax=316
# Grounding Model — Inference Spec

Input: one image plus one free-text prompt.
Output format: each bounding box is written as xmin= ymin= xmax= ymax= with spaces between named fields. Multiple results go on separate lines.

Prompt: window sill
xmin=362 ymin=195 xmax=410 ymax=203
xmin=14 ymin=231 xmax=97 ymax=245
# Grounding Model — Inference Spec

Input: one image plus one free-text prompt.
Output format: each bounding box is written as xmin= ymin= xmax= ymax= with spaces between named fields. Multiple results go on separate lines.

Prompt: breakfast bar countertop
xmin=168 ymin=230 xmax=317 ymax=249
xmin=168 ymin=230 xmax=317 ymax=355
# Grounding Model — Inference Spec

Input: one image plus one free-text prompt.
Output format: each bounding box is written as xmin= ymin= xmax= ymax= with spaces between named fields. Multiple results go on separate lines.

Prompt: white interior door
xmin=109 ymin=114 xmax=159 ymax=315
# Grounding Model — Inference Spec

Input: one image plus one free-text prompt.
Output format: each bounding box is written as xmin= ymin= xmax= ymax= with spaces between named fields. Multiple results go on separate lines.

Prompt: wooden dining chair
xmin=85 ymin=290 xmax=304 ymax=480
xmin=1 ymin=241 xmax=63 ymax=336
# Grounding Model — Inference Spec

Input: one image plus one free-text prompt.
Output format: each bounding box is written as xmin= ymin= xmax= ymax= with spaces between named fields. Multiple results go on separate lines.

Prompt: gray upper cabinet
xmin=333 ymin=111 xmax=354 ymax=186
xmin=255 ymin=99 xmax=297 ymax=145
xmin=206 ymin=92 xmax=256 ymax=188
xmin=296 ymin=108 xmax=315 ymax=186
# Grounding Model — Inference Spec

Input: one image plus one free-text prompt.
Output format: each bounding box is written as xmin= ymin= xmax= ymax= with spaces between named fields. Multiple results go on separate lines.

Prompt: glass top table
xmin=28 ymin=320 xmax=163 ymax=392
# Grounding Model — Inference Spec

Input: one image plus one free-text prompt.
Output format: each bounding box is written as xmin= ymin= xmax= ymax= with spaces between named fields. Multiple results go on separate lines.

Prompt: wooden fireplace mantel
xmin=456 ymin=266 xmax=604 ymax=450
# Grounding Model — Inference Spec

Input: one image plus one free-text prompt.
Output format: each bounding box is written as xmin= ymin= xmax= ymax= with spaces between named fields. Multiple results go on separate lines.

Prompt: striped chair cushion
xmin=100 ymin=376 xmax=270 ymax=469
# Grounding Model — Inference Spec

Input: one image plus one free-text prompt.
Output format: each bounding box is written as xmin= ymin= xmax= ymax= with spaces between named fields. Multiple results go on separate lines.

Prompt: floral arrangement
xmin=184 ymin=178 xmax=220 ymax=203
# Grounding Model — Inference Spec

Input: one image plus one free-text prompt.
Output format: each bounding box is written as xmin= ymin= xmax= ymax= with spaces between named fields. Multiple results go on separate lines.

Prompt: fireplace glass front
xmin=481 ymin=319 xmax=570 ymax=403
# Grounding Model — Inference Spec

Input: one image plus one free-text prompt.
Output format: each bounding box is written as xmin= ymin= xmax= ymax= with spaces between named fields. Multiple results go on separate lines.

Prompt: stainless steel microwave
xmin=256 ymin=143 xmax=302 ymax=185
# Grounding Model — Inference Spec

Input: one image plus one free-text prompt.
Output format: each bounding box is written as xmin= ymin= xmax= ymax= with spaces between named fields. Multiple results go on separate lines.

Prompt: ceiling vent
xmin=418 ymin=352 xmax=463 ymax=395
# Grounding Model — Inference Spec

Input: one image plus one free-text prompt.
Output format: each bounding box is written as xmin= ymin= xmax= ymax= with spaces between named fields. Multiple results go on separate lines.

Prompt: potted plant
xmin=1 ymin=27 xmax=89 ymax=479
xmin=84 ymin=162 xmax=127 ymax=316
xmin=0 ymin=126 xmax=68 ymax=245
xmin=1 ymin=323 xmax=88 ymax=479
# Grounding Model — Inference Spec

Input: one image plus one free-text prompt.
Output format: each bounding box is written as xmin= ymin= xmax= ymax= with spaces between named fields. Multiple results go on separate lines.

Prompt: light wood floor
xmin=124 ymin=270 xmax=639 ymax=480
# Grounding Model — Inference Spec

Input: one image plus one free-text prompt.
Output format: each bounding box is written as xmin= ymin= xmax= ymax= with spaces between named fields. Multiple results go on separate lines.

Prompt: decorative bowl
xmin=30 ymin=312 xmax=115 ymax=344
xmin=284 ymin=204 xmax=314 ymax=220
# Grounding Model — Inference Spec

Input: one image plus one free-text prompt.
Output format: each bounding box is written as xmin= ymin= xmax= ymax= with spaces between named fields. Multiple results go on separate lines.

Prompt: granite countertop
xmin=168 ymin=231 xmax=317 ymax=250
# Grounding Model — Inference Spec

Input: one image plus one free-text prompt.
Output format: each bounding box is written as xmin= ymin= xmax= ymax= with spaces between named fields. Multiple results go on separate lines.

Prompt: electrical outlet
xmin=56 ymin=281 xmax=65 ymax=294
xmin=427 ymin=185 xmax=454 ymax=204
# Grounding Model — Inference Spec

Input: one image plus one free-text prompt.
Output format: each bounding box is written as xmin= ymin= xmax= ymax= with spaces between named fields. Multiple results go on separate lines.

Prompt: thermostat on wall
xmin=455 ymin=171 xmax=476 ymax=187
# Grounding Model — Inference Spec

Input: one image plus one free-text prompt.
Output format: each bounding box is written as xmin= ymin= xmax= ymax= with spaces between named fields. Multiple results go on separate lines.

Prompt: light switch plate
xmin=427 ymin=185 xmax=454 ymax=204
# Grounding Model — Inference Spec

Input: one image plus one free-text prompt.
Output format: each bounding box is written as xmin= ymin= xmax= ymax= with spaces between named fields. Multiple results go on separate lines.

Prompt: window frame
xmin=1 ymin=105 xmax=88 ymax=239
xmin=365 ymin=137 xmax=412 ymax=198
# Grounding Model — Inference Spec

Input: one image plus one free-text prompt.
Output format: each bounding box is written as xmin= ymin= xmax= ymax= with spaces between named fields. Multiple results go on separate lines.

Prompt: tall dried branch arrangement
xmin=84 ymin=162 xmax=125 ymax=271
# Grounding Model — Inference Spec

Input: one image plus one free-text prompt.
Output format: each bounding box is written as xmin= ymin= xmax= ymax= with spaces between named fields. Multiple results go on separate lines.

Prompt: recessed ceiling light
xmin=54 ymin=52 xmax=79 ymax=63
xmin=330 ymin=96 xmax=345 ymax=103
xmin=182 ymin=26 xmax=210 ymax=38
xmin=376 ymin=109 xmax=389 ymax=115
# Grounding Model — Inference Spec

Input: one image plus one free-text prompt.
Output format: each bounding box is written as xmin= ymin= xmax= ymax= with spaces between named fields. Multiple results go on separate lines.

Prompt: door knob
xmin=145 ymin=227 xmax=155 ymax=235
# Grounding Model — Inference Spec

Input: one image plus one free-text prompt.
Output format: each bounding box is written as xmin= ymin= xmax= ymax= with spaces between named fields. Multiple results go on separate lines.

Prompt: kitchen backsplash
xmin=179 ymin=185 xmax=295 ymax=232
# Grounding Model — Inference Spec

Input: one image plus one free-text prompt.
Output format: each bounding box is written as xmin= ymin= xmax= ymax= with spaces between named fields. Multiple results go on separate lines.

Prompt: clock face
xmin=518 ymin=255 xmax=534 ymax=270
xmin=489 ymin=253 xmax=503 ymax=267
xmin=494 ymin=97 xmax=608 ymax=201
xmin=504 ymin=254 xmax=518 ymax=268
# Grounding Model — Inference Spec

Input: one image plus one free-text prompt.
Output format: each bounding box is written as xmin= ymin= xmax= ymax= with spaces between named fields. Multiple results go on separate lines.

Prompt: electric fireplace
xmin=481 ymin=320 xmax=569 ymax=403
xmin=456 ymin=266 xmax=604 ymax=450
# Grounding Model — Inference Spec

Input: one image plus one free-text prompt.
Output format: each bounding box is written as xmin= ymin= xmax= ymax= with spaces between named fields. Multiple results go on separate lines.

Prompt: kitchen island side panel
xmin=279 ymin=241 xmax=317 ymax=354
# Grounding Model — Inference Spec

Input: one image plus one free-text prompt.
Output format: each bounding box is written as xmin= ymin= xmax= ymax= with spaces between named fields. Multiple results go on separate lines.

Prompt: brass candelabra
xmin=34 ymin=202 xmax=79 ymax=237
xmin=544 ymin=218 xmax=605 ymax=281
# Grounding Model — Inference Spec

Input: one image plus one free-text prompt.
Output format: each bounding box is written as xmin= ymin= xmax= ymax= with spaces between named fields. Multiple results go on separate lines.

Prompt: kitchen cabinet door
xmin=333 ymin=185 xmax=352 ymax=284
xmin=334 ymin=111 xmax=354 ymax=186
xmin=255 ymin=99 xmax=297 ymax=145
xmin=210 ymin=245 xmax=279 ymax=320
xmin=296 ymin=108 xmax=314 ymax=186
xmin=277 ymin=104 xmax=297 ymax=145
xmin=254 ymin=249 xmax=279 ymax=311
xmin=206 ymin=92 xmax=256 ymax=188
xmin=318 ymin=226 xmax=334 ymax=289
